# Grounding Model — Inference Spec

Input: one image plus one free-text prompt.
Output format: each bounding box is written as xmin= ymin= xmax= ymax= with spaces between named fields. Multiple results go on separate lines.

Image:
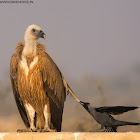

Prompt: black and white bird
xmin=67 ymin=85 xmax=140 ymax=132
xmin=80 ymin=101 xmax=139 ymax=132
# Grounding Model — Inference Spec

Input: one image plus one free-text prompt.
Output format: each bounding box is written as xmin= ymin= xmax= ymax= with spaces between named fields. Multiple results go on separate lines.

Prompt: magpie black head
xmin=80 ymin=101 xmax=90 ymax=111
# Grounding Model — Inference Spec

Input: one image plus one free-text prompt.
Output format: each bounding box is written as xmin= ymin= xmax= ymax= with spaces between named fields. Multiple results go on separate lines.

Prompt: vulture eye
xmin=32 ymin=29 xmax=36 ymax=32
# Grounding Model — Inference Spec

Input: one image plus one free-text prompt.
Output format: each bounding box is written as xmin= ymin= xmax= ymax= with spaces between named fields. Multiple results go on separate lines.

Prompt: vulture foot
xmin=17 ymin=129 xmax=31 ymax=132
xmin=40 ymin=127 xmax=57 ymax=132
xmin=17 ymin=127 xmax=38 ymax=132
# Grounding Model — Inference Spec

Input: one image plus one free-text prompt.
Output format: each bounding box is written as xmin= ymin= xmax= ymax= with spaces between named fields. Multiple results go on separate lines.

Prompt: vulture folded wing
xmin=95 ymin=106 xmax=138 ymax=115
xmin=38 ymin=45 xmax=66 ymax=131
xmin=10 ymin=53 xmax=30 ymax=128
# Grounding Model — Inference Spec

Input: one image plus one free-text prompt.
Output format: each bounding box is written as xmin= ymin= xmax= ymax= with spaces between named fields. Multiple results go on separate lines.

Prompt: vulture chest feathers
xmin=18 ymin=55 xmax=46 ymax=114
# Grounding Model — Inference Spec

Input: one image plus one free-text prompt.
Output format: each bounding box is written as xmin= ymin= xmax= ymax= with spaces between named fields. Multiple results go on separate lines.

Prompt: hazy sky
xmin=0 ymin=0 xmax=140 ymax=81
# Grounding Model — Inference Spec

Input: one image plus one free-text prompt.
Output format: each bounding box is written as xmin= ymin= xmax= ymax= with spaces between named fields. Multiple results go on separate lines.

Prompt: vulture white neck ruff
xmin=23 ymin=39 xmax=37 ymax=57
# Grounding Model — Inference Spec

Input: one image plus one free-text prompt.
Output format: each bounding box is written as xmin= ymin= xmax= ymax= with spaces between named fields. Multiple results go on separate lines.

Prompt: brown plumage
xmin=10 ymin=25 xmax=67 ymax=132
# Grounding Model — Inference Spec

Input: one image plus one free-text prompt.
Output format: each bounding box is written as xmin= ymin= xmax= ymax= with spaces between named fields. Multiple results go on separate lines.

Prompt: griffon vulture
xmin=10 ymin=24 xmax=72 ymax=132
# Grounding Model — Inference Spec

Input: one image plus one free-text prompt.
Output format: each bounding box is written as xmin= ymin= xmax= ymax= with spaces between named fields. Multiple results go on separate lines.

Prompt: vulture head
xmin=24 ymin=24 xmax=46 ymax=41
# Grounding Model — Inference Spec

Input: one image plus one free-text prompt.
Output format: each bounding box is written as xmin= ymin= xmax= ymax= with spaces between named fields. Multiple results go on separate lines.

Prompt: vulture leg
xmin=41 ymin=105 xmax=56 ymax=132
xmin=25 ymin=103 xmax=37 ymax=132
xmin=17 ymin=103 xmax=38 ymax=132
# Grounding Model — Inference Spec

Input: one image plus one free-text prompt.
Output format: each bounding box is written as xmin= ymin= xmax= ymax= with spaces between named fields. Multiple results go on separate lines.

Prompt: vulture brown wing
xmin=38 ymin=48 xmax=66 ymax=131
xmin=10 ymin=54 xmax=30 ymax=128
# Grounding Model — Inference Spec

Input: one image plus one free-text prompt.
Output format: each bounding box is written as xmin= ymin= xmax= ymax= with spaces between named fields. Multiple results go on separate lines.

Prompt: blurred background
xmin=0 ymin=0 xmax=140 ymax=132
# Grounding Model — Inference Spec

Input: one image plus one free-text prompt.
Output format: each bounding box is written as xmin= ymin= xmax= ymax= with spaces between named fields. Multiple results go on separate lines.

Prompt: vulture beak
xmin=39 ymin=31 xmax=46 ymax=39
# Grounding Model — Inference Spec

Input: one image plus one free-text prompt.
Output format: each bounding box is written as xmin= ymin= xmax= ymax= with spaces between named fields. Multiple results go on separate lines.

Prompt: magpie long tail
xmin=116 ymin=120 xmax=140 ymax=126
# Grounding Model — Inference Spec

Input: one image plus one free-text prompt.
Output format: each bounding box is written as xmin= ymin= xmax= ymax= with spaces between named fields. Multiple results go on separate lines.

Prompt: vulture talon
xmin=17 ymin=129 xmax=31 ymax=132
xmin=40 ymin=128 xmax=57 ymax=132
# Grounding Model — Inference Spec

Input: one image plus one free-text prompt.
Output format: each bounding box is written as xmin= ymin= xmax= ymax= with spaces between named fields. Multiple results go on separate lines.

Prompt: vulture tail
xmin=62 ymin=78 xmax=80 ymax=102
